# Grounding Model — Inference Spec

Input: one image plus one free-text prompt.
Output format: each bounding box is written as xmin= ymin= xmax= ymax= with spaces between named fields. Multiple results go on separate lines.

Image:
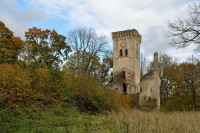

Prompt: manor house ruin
xmin=112 ymin=29 xmax=160 ymax=109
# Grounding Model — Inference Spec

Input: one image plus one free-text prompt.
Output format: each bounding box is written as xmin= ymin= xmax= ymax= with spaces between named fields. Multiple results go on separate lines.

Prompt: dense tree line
xmin=0 ymin=2 xmax=200 ymax=114
xmin=157 ymin=54 xmax=199 ymax=111
xmin=0 ymin=21 xmax=129 ymax=117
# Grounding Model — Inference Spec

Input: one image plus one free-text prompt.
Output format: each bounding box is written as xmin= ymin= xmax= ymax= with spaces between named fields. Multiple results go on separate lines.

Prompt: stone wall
xmin=112 ymin=29 xmax=141 ymax=94
xmin=139 ymin=52 xmax=160 ymax=109
xmin=112 ymin=29 xmax=160 ymax=109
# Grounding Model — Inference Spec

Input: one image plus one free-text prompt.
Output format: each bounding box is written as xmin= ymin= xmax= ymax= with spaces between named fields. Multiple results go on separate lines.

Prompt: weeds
xmin=1 ymin=107 xmax=200 ymax=133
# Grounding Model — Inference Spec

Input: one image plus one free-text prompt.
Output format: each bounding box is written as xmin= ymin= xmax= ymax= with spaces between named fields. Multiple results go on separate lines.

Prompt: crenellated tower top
xmin=112 ymin=29 xmax=142 ymax=43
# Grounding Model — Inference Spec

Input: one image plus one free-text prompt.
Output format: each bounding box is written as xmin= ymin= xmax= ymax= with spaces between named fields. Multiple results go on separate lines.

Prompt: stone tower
xmin=112 ymin=29 xmax=142 ymax=94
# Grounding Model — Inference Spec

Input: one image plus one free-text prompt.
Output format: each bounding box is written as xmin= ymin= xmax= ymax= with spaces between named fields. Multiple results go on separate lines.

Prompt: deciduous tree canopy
xmin=67 ymin=27 xmax=108 ymax=77
xmin=24 ymin=27 xmax=71 ymax=68
xmin=0 ymin=21 xmax=24 ymax=64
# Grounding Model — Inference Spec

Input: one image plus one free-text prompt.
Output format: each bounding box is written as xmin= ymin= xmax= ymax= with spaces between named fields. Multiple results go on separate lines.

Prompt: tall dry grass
xmin=83 ymin=109 xmax=200 ymax=133
xmin=6 ymin=107 xmax=200 ymax=133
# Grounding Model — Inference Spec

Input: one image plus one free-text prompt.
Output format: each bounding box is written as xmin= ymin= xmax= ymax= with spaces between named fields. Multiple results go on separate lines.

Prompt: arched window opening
xmin=125 ymin=49 xmax=128 ymax=56
xmin=120 ymin=49 xmax=122 ymax=56
xmin=123 ymin=83 xmax=127 ymax=95
xmin=123 ymin=71 xmax=125 ymax=79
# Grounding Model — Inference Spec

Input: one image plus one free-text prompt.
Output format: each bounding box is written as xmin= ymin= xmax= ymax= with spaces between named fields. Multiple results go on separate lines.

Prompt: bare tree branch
xmin=67 ymin=27 xmax=108 ymax=76
xmin=168 ymin=3 xmax=200 ymax=53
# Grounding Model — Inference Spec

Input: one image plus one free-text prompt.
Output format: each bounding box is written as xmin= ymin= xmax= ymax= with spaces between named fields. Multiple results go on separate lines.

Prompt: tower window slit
xmin=125 ymin=49 xmax=128 ymax=56
xmin=123 ymin=71 xmax=125 ymax=79
xmin=120 ymin=49 xmax=122 ymax=56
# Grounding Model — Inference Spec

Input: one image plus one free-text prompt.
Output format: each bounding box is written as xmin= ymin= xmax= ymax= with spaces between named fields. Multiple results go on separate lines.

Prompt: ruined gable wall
xmin=139 ymin=52 xmax=160 ymax=109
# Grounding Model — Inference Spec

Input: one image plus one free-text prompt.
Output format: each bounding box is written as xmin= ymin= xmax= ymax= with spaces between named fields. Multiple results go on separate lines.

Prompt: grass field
xmin=1 ymin=107 xmax=200 ymax=133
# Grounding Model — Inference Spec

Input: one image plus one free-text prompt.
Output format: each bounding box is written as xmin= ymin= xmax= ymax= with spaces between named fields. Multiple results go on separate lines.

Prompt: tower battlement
xmin=112 ymin=29 xmax=142 ymax=43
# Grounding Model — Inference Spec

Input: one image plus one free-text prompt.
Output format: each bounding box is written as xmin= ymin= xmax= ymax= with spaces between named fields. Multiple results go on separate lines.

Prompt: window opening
xmin=120 ymin=49 xmax=122 ymax=56
xmin=123 ymin=71 xmax=125 ymax=79
xmin=125 ymin=49 xmax=128 ymax=56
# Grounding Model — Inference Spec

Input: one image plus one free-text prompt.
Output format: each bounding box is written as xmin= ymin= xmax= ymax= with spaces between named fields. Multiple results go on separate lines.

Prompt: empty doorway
xmin=123 ymin=83 xmax=127 ymax=94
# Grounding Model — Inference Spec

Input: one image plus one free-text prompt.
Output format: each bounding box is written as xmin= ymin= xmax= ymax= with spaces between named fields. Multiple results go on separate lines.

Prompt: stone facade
xmin=112 ymin=29 xmax=141 ymax=94
xmin=112 ymin=29 xmax=160 ymax=109
xmin=139 ymin=52 xmax=160 ymax=109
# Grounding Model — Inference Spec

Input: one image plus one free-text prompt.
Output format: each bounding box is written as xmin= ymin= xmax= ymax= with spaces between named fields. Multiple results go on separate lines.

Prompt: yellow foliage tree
xmin=0 ymin=64 xmax=33 ymax=103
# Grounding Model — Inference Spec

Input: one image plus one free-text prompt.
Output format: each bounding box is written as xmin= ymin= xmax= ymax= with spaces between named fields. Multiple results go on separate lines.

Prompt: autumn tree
xmin=163 ymin=60 xmax=200 ymax=111
xmin=22 ymin=27 xmax=71 ymax=104
xmin=96 ymin=50 xmax=113 ymax=86
xmin=0 ymin=64 xmax=33 ymax=105
xmin=161 ymin=64 xmax=184 ymax=110
xmin=67 ymin=51 xmax=101 ymax=75
xmin=67 ymin=50 xmax=113 ymax=85
xmin=0 ymin=21 xmax=24 ymax=64
xmin=158 ymin=53 xmax=179 ymax=106
xmin=24 ymin=27 xmax=71 ymax=68
xmin=168 ymin=3 xmax=200 ymax=53
xmin=67 ymin=27 xmax=108 ymax=78
xmin=185 ymin=56 xmax=200 ymax=110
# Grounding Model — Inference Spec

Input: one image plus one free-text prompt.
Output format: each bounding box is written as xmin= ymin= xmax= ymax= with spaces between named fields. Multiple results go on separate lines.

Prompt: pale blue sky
xmin=0 ymin=0 xmax=199 ymax=62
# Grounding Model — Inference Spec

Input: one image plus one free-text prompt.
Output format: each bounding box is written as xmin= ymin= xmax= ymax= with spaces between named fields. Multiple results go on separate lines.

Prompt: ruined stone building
xmin=112 ymin=29 xmax=160 ymax=109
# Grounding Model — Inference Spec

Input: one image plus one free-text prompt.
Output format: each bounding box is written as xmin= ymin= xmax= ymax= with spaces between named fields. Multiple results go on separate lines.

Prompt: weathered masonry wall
xmin=112 ymin=29 xmax=160 ymax=109
xmin=112 ymin=29 xmax=141 ymax=94
xmin=139 ymin=52 xmax=160 ymax=109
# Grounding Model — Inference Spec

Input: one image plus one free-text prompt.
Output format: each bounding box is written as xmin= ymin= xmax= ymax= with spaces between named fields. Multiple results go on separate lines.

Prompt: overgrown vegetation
xmin=0 ymin=6 xmax=200 ymax=131
xmin=0 ymin=22 xmax=129 ymax=114
xmin=1 ymin=108 xmax=200 ymax=133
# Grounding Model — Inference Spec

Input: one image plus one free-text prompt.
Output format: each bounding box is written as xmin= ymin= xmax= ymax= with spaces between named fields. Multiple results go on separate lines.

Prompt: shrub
xmin=31 ymin=68 xmax=64 ymax=105
xmin=62 ymin=73 xmax=131 ymax=113
xmin=0 ymin=63 xmax=34 ymax=115
xmin=0 ymin=64 xmax=33 ymax=104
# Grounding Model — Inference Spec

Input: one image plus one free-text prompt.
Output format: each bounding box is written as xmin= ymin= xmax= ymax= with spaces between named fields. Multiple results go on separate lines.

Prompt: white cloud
xmin=0 ymin=0 xmax=49 ymax=38
xmin=28 ymin=0 xmax=198 ymax=61
xmin=1 ymin=0 xmax=199 ymax=61
xmin=28 ymin=0 xmax=188 ymax=29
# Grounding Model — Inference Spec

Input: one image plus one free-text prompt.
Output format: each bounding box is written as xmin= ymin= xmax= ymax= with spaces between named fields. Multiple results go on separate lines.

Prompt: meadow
xmin=1 ymin=107 xmax=200 ymax=133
